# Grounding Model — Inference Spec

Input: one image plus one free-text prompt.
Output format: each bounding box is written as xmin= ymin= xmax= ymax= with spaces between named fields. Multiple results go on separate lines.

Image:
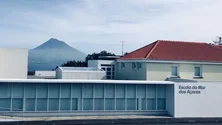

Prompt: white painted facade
xmin=116 ymin=60 xmax=222 ymax=81
xmin=56 ymin=67 xmax=106 ymax=80
xmin=0 ymin=48 xmax=28 ymax=79
xmin=88 ymin=60 xmax=116 ymax=79
xmin=174 ymin=82 xmax=222 ymax=117
xmin=35 ymin=71 xmax=56 ymax=77
xmin=88 ymin=60 xmax=115 ymax=68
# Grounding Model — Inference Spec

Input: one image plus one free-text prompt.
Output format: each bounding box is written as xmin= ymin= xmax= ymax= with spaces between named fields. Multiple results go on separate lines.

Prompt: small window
xmin=132 ymin=62 xmax=136 ymax=69
xmin=121 ymin=63 xmax=125 ymax=68
xmin=194 ymin=66 xmax=202 ymax=77
xmin=137 ymin=62 xmax=142 ymax=69
xmin=107 ymin=72 xmax=111 ymax=75
xmin=171 ymin=66 xmax=178 ymax=77
xmin=112 ymin=65 xmax=115 ymax=71
xmin=107 ymin=68 xmax=111 ymax=71
xmin=107 ymin=76 xmax=111 ymax=79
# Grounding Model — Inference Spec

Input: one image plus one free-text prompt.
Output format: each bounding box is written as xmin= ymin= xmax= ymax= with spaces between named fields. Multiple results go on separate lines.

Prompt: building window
xmin=121 ymin=62 xmax=125 ymax=68
xmin=137 ymin=62 xmax=142 ymax=69
xmin=171 ymin=66 xmax=178 ymax=77
xmin=194 ymin=66 xmax=202 ymax=77
xmin=132 ymin=62 xmax=136 ymax=69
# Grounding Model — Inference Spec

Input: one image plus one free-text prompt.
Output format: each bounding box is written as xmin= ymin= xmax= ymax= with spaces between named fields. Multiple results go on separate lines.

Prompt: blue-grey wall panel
xmin=72 ymin=98 xmax=78 ymax=110
xmin=147 ymin=99 xmax=156 ymax=110
xmin=60 ymin=99 xmax=70 ymax=111
xmin=157 ymin=85 xmax=166 ymax=98
xmin=127 ymin=85 xmax=136 ymax=98
xmin=127 ymin=98 xmax=136 ymax=110
xmin=94 ymin=84 xmax=104 ymax=98
xmin=142 ymin=99 xmax=146 ymax=110
xmin=116 ymin=85 xmax=125 ymax=98
xmin=25 ymin=84 xmax=36 ymax=98
xmin=13 ymin=84 xmax=23 ymax=98
xmin=49 ymin=98 xmax=59 ymax=111
xmin=0 ymin=82 xmax=167 ymax=113
xmin=83 ymin=84 xmax=93 ymax=98
xmin=137 ymin=85 xmax=146 ymax=98
xmin=37 ymin=84 xmax=47 ymax=98
xmin=0 ymin=99 xmax=10 ymax=111
xmin=12 ymin=98 xmax=23 ymax=111
xmin=105 ymin=84 xmax=115 ymax=98
xmin=94 ymin=98 xmax=104 ymax=110
xmin=105 ymin=98 xmax=114 ymax=110
xmin=61 ymin=84 xmax=71 ymax=98
xmin=72 ymin=84 xmax=82 ymax=98
xmin=37 ymin=98 xmax=47 ymax=111
xmin=146 ymin=85 xmax=156 ymax=98
xmin=157 ymin=99 xmax=166 ymax=110
xmin=0 ymin=83 xmax=11 ymax=98
xmin=26 ymin=98 xmax=35 ymax=111
xmin=83 ymin=98 xmax=93 ymax=110
xmin=48 ymin=84 xmax=59 ymax=98
xmin=116 ymin=98 xmax=125 ymax=110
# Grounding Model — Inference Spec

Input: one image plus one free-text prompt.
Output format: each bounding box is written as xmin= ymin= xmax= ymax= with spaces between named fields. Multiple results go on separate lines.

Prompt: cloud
xmin=0 ymin=0 xmax=222 ymax=54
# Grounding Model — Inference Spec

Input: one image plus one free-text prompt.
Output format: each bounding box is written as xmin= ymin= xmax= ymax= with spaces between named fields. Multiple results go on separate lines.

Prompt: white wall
xmin=147 ymin=63 xmax=222 ymax=81
xmin=88 ymin=60 xmax=115 ymax=68
xmin=55 ymin=68 xmax=62 ymax=79
xmin=0 ymin=48 xmax=28 ymax=79
xmin=35 ymin=71 xmax=55 ymax=77
xmin=56 ymin=70 xmax=106 ymax=80
xmin=174 ymin=82 xmax=222 ymax=117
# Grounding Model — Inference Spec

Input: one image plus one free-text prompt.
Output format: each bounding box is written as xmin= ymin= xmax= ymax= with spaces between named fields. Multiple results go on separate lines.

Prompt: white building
xmin=0 ymin=48 xmax=28 ymax=79
xmin=35 ymin=71 xmax=55 ymax=77
xmin=88 ymin=60 xmax=116 ymax=79
xmin=0 ymin=79 xmax=221 ymax=118
xmin=116 ymin=40 xmax=222 ymax=81
xmin=28 ymin=71 xmax=56 ymax=79
xmin=56 ymin=67 xmax=106 ymax=80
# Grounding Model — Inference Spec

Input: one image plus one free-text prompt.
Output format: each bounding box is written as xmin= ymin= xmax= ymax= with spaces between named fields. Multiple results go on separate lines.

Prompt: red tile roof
xmin=119 ymin=40 xmax=222 ymax=62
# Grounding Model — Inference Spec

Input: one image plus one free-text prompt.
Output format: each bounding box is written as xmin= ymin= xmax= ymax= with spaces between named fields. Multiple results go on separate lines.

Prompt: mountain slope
xmin=28 ymin=38 xmax=86 ymax=71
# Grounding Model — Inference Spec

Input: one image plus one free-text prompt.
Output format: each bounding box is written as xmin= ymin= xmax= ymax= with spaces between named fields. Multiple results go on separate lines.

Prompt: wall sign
xmin=178 ymin=85 xmax=206 ymax=94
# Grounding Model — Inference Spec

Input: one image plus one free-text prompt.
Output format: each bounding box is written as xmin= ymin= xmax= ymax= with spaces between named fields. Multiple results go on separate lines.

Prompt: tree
xmin=60 ymin=50 xmax=116 ymax=67
xmin=124 ymin=52 xmax=128 ymax=55
xmin=85 ymin=50 xmax=116 ymax=63
xmin=61 ymin=60 xmax=87 ymax=67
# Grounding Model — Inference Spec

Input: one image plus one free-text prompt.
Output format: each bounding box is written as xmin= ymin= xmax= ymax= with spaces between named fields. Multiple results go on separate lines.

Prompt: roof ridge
xmin=145 ymin=40 xmax=160 ymax=58
xmin=158 ymin=40 xmax=207 ymax=44
xmin=122 ymin=41 xmax=157 ymax=58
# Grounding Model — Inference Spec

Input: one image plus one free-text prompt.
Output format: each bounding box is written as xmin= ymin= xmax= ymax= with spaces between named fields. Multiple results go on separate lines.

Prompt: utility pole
xmin=120 ymin=41 xmax=125 ymax=56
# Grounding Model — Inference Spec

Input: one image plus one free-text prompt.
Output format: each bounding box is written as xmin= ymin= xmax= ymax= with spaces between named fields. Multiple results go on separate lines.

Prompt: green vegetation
xmin=61 ymin=50 xmax=116 ymax=67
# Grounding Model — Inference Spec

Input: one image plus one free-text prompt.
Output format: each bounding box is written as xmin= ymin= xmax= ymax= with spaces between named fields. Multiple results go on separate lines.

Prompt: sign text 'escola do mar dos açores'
xmin=178 ymin=85 xmax=206 ymax=94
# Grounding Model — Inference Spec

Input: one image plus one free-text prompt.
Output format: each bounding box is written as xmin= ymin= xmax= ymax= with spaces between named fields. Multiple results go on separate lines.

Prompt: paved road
xmin=151 ymin=124 xmax=221 ymax=125
xmin=129 ymin=124 xmax=221 ymax=125
xmin=0 ymin=122 xmax=221 ymax=125
xmin=0 ymin=121 xmax=221 ymax=125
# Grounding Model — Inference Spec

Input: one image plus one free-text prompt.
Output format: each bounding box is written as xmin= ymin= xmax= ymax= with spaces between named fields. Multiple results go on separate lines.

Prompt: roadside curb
xmin=1 ymin=118 xmax=222 ymax=125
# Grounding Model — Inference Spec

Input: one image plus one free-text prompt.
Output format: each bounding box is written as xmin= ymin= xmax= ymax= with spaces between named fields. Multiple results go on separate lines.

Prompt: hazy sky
xmin=1 ymin=0 xmax=222 ymax=55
